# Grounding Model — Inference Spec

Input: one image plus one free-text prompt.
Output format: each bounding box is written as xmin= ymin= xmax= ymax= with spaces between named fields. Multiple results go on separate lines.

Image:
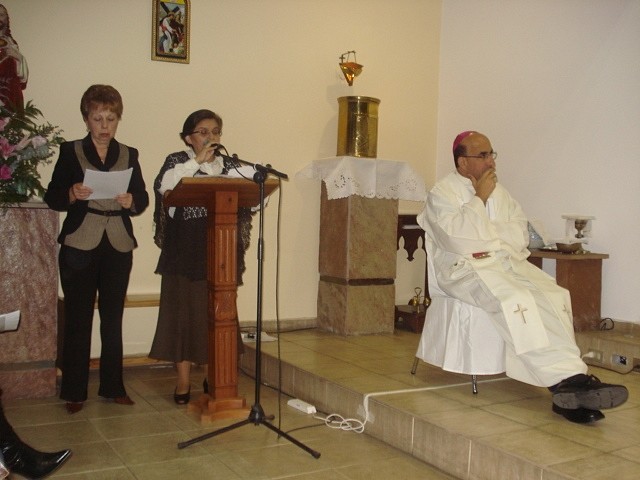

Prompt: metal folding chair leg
xmin=411 ymin=357 xmax=419 ymax=374
xmin=411 ymin=357 xmax=479 ymax=394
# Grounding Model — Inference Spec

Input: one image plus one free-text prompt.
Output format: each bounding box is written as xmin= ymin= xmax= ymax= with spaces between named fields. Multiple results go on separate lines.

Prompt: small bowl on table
xmin=555 ymin=242 xmax=581 ymax=254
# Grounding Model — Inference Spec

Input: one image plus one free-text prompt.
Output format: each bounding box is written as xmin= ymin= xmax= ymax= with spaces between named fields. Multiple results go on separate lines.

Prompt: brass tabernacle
xmin=336 ymin=96 xmax=380 ymax=158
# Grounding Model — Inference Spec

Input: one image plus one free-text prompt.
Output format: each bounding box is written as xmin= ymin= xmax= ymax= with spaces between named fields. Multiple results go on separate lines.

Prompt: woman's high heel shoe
xmin=173 ymin=387 xmax=191 ymax=405
xmin=203 ymin=379 xmax=209 ymax=394
xmin=114 ymin=396 xmax=135 ymax=406
xmin=65 ymin=402 xmax=83 ymax=414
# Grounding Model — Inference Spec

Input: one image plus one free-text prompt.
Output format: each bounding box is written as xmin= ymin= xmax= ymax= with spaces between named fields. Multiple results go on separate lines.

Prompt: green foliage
xmin=0 ymin=101 xmax=64 ymax=207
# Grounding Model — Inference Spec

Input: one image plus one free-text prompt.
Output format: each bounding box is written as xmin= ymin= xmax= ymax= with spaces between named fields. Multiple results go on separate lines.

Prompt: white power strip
xmin=287 ymin=398 xmax=316 ymax=414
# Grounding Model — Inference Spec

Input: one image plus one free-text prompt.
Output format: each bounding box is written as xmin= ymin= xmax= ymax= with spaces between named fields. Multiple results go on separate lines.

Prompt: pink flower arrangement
xmin=0 ymin=101 xmax=64 ymax=207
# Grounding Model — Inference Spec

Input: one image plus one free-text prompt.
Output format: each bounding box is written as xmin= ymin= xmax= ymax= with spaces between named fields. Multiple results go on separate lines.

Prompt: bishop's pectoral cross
xmin=513 ymin=304 xmax=528 ymax=324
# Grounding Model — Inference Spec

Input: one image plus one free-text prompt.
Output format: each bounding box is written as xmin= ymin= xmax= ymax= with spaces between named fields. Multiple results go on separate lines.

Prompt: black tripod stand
xmin=177 ymin=153 xmax=321 ymax=459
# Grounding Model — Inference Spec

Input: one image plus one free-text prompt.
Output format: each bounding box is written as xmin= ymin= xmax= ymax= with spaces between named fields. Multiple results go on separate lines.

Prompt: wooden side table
xmin=395 ymin=214 xmax=429 ymax=333
xmin=528 ymin=250 xmax=609 ymax=332
xmin=395 ymin=304 xmax=427 ymax=333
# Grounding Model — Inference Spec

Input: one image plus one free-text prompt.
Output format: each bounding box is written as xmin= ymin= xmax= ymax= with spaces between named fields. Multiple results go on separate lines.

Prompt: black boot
xmin=1 ymin=452 xmax=9 ymax=478
xmin=0 ymin=389 xmax=71 ymax=478
xmin=0 ymin=440 xmax=71 ymax=479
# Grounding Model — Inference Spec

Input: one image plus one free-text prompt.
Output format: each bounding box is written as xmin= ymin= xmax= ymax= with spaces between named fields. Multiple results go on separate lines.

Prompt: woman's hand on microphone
xmin=195 ymin=142 xmax=217 ymax=164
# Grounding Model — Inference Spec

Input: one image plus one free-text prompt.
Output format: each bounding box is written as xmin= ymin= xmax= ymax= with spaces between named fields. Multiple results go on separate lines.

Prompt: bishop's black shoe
xmin=551 ymin=374 xmax=628 ymax=410
xmin=0 ymin=438 xmax=71 ymax=479
xmin=552 ymin=403 xmax=604 ymax=424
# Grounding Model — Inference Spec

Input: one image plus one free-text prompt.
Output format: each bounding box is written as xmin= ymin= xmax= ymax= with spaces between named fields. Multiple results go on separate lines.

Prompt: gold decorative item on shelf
xmin=409 ymin=286 xmax=431 ymax=308
xmin=337 ymin=96 xmax=380 ymax=158
xmin=423 ymin=294 xmax=431 ymax=308
xmin=339 ymin=51 xmax=363 ymax=86
xmin=407 ymin=287 xmax=430 ymax=312
xmin=409 ymin=287 xmax=423 ymax=307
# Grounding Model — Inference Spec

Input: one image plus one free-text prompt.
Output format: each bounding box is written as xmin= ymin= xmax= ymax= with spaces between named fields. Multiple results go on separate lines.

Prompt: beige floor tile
xmin=280 ymin=470 xmax=351 ymax=480
xmin=49 ymin=467 xmax=136 ymax=479
xmin=547 ymin=452 xmax=640 ymax=479
xmin=382 ymin=389 xmax=468 ymax=416
xmin=128 ymin=455 xmax=244 ymax=480
xmin=482 ymin=396 xmax=558 ymax=427
xmin=107 ymin=431 xmax=210 ymax=466
xmin=333 ymin=373 xmax=418 ymax=393
xmin=3 ymin=328 xmax=639 ymax=480
xmin=334 ymin=455 xmax=458 ymax=480
xmin=480 ymin=428 xmax=598 ymax=466
xmin=47 ymin=440 xmax=125 ymax=476
xmin=89 ymin=411 xmax=185 ymax=440
xmin=423 ymin=406 xmax=530 ymax=438
xmin=14 ymin=419 xmax=102 ymax=450
xmin=538 ymin=406 xmax=640 ymax=452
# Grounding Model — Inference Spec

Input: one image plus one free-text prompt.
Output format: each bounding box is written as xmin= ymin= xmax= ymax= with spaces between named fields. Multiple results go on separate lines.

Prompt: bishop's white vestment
xmin=417 ymin=171 xmax=587 ymax=387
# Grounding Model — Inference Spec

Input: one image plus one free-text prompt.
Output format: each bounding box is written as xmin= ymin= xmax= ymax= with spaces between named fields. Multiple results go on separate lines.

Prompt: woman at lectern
xmin=150 ymin=109 xmax=249 ymax=405
xmin=44 ymin=85 xmax=149 ymax=414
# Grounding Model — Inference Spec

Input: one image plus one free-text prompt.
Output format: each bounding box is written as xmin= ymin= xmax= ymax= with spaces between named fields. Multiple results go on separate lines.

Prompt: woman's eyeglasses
xmin=191 ymin=129 xmax=222 ymax=137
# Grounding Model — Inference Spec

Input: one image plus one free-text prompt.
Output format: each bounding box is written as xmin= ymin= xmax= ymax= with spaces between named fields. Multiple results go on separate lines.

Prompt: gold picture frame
xmin=152 ymin=0 xmax=190 ymax=64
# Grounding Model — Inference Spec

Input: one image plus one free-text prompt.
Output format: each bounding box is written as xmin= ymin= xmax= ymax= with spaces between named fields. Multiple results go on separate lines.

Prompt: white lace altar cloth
xmin=296 ymin=156 xmax=426 ymax=201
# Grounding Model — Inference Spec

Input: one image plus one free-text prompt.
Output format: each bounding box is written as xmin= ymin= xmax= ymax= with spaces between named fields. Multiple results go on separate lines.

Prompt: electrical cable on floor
xmin=313 ymin=413 xmax=365 ymax=433
xmin=312 ymin=377 xmax=513 ymax=434
xmin=599 ymin=317 xmax=614 ymax=330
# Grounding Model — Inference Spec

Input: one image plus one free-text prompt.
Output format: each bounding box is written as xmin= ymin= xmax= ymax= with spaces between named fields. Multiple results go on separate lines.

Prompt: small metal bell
xmin=409 ymin=287 xmax=422 ymax=307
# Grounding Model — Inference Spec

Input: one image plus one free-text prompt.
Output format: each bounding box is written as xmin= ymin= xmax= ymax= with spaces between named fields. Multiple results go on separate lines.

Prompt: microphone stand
xmin=226 ymin=152 xmax=289 ymax=181
xmin=177 ymin=151 xmax=320 ymax=459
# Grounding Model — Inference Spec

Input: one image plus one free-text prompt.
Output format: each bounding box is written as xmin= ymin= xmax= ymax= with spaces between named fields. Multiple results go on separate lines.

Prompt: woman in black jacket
xmin=44 ymin=85 xmax=148 ymax=414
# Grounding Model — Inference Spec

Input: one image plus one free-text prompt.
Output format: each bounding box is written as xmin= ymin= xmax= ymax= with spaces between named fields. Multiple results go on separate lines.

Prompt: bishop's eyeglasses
xmin=464 ymin=151 xmax=497 ymax=161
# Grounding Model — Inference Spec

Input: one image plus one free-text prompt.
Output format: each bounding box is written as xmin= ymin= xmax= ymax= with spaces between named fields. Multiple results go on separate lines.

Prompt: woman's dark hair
xmin=179 ymin=109 xmax=223 ymax=146
xmin=80 ymin=85 xmax=123 ymax=119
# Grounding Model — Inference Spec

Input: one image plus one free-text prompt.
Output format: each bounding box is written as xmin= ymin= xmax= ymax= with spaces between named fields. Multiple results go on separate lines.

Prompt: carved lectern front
xmin=165 ymin=177 xmax=279 ymax=420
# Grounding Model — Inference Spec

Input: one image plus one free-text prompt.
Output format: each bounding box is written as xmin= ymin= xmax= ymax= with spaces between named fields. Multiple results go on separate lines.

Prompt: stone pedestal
xmin=0 ymin=204 xmax=58 ymax=399
xmin=317 ymin=184 xmax=397 ymax=335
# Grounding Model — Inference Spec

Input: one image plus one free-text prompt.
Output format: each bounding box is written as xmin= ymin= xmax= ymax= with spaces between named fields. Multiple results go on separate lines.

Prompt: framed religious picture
xmin=152 ymin=0 xmax=190 ymax=63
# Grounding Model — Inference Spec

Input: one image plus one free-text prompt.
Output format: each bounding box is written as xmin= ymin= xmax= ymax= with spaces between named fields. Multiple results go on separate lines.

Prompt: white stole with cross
xmin=473 ymin=198 xmax=550 ymax=354
xmin=473 ymin=260 xmax=549 ymax=354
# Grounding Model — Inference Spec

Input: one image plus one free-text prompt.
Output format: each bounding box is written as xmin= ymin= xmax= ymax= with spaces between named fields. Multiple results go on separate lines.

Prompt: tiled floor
xmin=4 ymin=328 xmax=640 ymax=479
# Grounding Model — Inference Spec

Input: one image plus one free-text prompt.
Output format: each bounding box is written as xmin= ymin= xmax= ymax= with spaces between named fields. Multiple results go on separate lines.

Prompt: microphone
xmin=207 ymin=142 xmax=224 ymax=155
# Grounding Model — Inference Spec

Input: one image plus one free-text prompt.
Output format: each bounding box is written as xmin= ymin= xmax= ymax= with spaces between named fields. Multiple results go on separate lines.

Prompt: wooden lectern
xmin=165 ymin=176 xmax=279 ymax=420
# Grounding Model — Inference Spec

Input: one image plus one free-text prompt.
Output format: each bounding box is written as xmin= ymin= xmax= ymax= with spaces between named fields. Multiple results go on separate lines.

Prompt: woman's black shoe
xmin=1 ymin=439 xmax=71 ymax=479
xmin=173 ymin=387 xmax=191 ymax=405
xmin=203 ymin=379 xmax=209 ymax=394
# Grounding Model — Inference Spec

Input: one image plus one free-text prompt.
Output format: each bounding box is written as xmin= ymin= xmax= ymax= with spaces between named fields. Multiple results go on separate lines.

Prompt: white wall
xmin=9 ymin=0 xmax=634 ymax=356
xmin=4 ymin=0 xmax=441 ymax=353
xmin=438 ymin=0 xmax=640 ymax=324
